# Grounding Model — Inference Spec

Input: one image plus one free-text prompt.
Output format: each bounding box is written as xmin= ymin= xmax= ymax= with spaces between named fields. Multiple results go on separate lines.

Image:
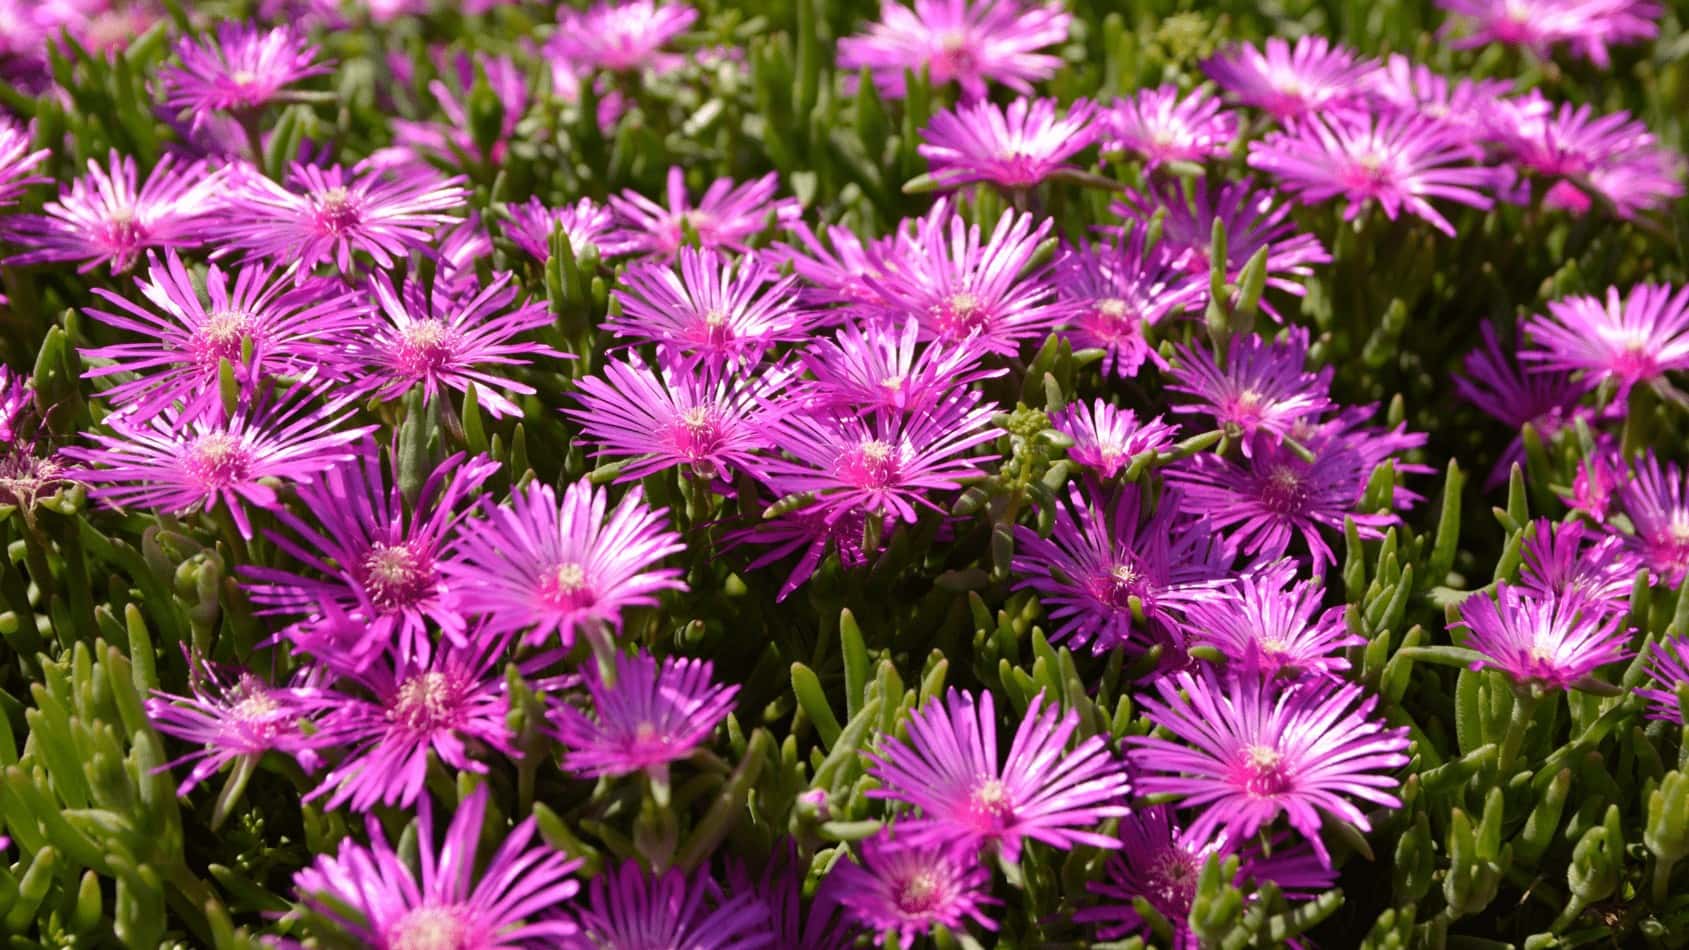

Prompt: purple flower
xmin=146 ymin=652 xmax=330 ymax=795
xmin=550 ymin=650 xmax=738 ymax=779
xmin=1641 ymin=637 xmax=1689 ymax=724
xmin=1183 ymin=568 xmax=1361 ymax=677
xmin=726 ymin=845 xmax=857 ymax=950
xmin=292 ymin=786 xmax=580 ymax=947
xmin=570 ymin=860 xmax=772 ymax=949
xmin=0 ymin=119 xmax=47 ymax=207
xmin=211 ymin=160 xmax=467 ymax=273
xmin=1454 ymin=584 xmax=1630 ymax=689
xmin=3 ymin=152 xmax=222 ymax=273
xmin=67 ymin=382 xmax=371 ymax=538
xmin=725 ymin=503 xmax=895 ymax=602
xmin=1437 ymin=0 xmax=1659 ymax=67
xmin=1054 ymin=230 xmax=1201 ymax=379
xmin=1518 ymin=518 xmax=1639 ymax=612
xmin=756 ymin=396 xmax=1000 ymax=525
xmin=1012 ymin=484 xmax=1234 ymax=653
xmin=1248 ymin=109 xmax=1499 ymax=236
xmin=1129 ymin=668 xmax=1410 ymax=866
xmin=825 ymin=831 xmax=998 ymax=945
xmin=82 ymin=251 xmax=365 ymax=418
xmin=352 ymin=270 xmax=561 ymax=419
xmin=1168 ymin=329 xmax=1333 ymax=451
xmin=391 ymin=52 xmax=528 ymax=166
xmin=918 ymin=97 xmax=1097 ymax=189
xmin=449 ymin=479 xmax=687 ymax=647
xmin=1364 ymin=54 xmax=1514 ymax=134
xmin=608 ymin=166 xmax=798 ymax=259
xmin=607 ymin=247 xmax=808 ymax=369
xmin=1485 ymin=92 xmax=1684 ymax=219
xmin=867 ymin=688 xmax=1130 ymax=862
xmin=1104 ymin=85 xmax=1239 ymax=169
xmin=799 ymin=317 xmax=1000 ymax=416
xmin=567 ymin=356 xmax=791 ymax=482
xmin=549 ymin=0 xmax=697 ymax=73
xmin=866 ymin=202 xmax=1064 ymax=356
xmin=241 ymin=443 xmax=498 ymax=666
xmin=1454 ymin=320 xmax=1590 ymax=489
xmin=505 ymin=196 xmax=633 ymax=261
xmin=837 ymin=0 xmax=1071 ymax=100
xmin=1052 ymin=399 xmax=1178 ymax=480
xmin=1203 ymin=37 xmax=1373 ymax=121
xmin=160 ymin=21 xmax=328 ymax=125
xmin=1616 ymin=452 xmax=1689 ymax=587
xmin=1521 ymin=283 xmax=1689 ymax=397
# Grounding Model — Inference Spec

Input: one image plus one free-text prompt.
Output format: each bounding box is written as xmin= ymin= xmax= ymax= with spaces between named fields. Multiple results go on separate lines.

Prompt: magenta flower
xmin=1454 ymin=320 xmax=1590 ymax=489
xmin=241 ymin=444 xmax=498 ymax=667
xmin=1641 ymin=637 xmax=1689 ymax=724
xmin=1248 ymin=109 xmax=1499 ymax=236
xmin=146 ymin=652 xmax=330 ymax=795
xmin=68 ymin=382 xmax=371 ymax=538
xmin=1012 ymin=484 xmax=1234 ymax=653
xmin=1566 ymin=445 xmax=1624 ymax=521
xmin=449 ymin=479 xmax=686 ymax=647
xmin=799 ymin=317 xmax=1000 ymax=416
xmin=1485 ymin=93 xmax=1684 ymax=219
xmin=1052 ymin=399 xmax=1178 ymax=480
xmin=1616 ymin=452 xmax=1689 ymax=587
xmin=82 ymin=251 xmax=365 ymax=418
xmin=918 ymin=97 xmax=1097 ymax=189
xmin=0 ymin=119 xmax=46 ymax=207
xmin=725 ymin=846 xmax=857 ymax=950
xmin=571 ymin=860 xmax=771 ymax=949
xmin=1437 ymin=0 xmax=1659 ymax=67
xmin=1521 ymin=283 xmax=1689 ymax=397
xmin=549 ymin=0 xmax=697 ymax=73
xmin=211 ymin=160 xmax=467 ymax=273
xmin=1104 ymin=85 xmax=1238 ymax=169
xmin=1518 ymin=518 xmax=1640 ymax=612
xmin=3 ymin=152 xmax=221 ymax=273
xmin=778 ymin=221 xmax=903 ymax=317
xmin=1183 ymin=568 xmax=1361 ymax=678
xmin=352 ymin=270 xmax=561 ymax=419
xmin=1168 ymin=329 xmax=1333 ymax=451
xmin=866 ymin=203 xmax=1064 ymax=356
xmin=1203 ymin=37 xmax=1373 ymax=121
xmin=756 ymin=397 xmax=1000 ymax=525
xmin=292 ymin=786 xmax=580 ymax=947
xmin=837 ymin=0 xmax=1071 ymax=100
xmin=867 ymin=689 xmax=1130 ymax=862
xmin=551 ymin=650 xmax=738 ymax=779
xmin=725 ymin=504 xmax=895 ymax=602
xmin=567 ymin=356 xmax=791 ymax=482
xmin=825 ymin=831 xmax=998 ymax=945
xmin=1129 ymin=668 xmax=1410 ymax=866
xmin=1054 ymin=230 xmax=1201 ymax=379
xmin=1454 ymin=584 xmax=1630 ymax=690
xmin=1365 ymin=54 xmax=1514 ymax=134
xmin=391 ymin=52 xmax=529 ymax=167
xmin=160 ymin=21 xmax=328 ymax=125
xmin=505 ymin=196 xmax=633 ymax=261
xmin=607 ymin=247 xmax=808 ymax=369
xmin=608 ymin=166 xmax=798 ymax=258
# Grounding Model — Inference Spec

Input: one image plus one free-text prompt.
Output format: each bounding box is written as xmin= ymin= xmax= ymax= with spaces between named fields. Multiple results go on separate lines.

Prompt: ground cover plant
xmin=0 ymin=0 xmax=1686 ymax=946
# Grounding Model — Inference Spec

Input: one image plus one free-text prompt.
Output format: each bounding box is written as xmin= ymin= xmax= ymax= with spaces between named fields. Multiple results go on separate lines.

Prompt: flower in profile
xmin=241 ymin=443 xmax=498 ymax=666
xmin=146 ymin=652 xmax=330 ymax=795
xmin=918 ymin=97 xmax=1097 ymax=189
xmin=567 ymin=355 xmax=792 ymax=482
xmin=292 ymin=786 xmax=580 ymax=947
xmin=1052 ymin=399 xmax=1178 ymax=480
xmin=551 ymin=650 xmax=738 ymax=779
xmin=1454 ymin=584 xmax=1630 ymax=689
xmin=607 ymin=248 xmax=808 ymax=369
xmin=1364 ymin=54 xmax=1514 ymax=134
xmin=1485 ymin=92 xmax=1684 ymax=219
xmin=1437 ymin=0 xmax=1659 ymax=67
xmin=160 ymin=21 xmax=328 ymax=126
xmin=570 ymin=860 xmax=771 ymax=949
xmin=449 ymin=479 xmax=686 ymax=647
xmin=1521 ymin=283 xmax=1689 ymax=397
xmin=211 ymin=160 xmax=467 ymax=273
xmin=505 ymin=196 xmax=634 ymax=261
xmin=1167 ymin=436 xmax=1398 ymax=567
xmin=866 ymin=203 xmax=1064 ymax=356
xmin=800 ymin=317 xmax=1000 ymax=416
xmin=1054 ymin=230 xmax=1201 ymax=379
xmin=1641 ymin=637 xmax=1689 ymax=724
xmin=1104 ymin=85 xmax=1238 ymax=170
xmin=1129 ymin=668 xmax=1410 ymax=866
xmin=1248 ymin=109 xmax=1499 ymax=236
xmin=608 ymin=166 xmax=799 ymax=258
xmin=67 ymin=381 xmax=371 ymax=538
xmin=3 ymin=152 xmax=221 ymax=273
xmin=0 ymin=119 xmax=47 ymax=207
xmin=1454 ymin=320 xmax=1590 ymax=489
xmin=1517 ymin=518 xmax=1640 ymax=612
xmin=825 ymin=831 xmax=998 ymax=945
xmin=725 ymin=503 xmax=895 ymax=602
xmin=1012 ymin=484 xmax=1234 ymax=653
xmin=308 ymin=633 xmax=519 ymax=812
xmin=1168 ymin=330 xmax=1333 ymax=451
xmin=1616 ymin=452 xmax=1689 ymax=587
xmin=352 ymin=270 xmax=561 ymax=419
xmin=756 ymin=396 xmax=1000 ymax=526
xmin=548 ymin=0 xmax=697 ymax=73
xmin=867 ymin=689 xmax=1130 ymax=862
xmin=837 ymin=0 xmax=1071 ymax=100
xmin=82 ymin=251 xmax=365 ymax=418
xmin=1183 ymin=568 xmax=1361 ymax=677
xmin=1202 ymin=37 xmax=1373 ymax=121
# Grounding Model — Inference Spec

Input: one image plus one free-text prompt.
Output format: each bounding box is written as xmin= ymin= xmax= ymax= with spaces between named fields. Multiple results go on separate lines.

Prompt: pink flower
xmin=550 ymin=650 xmax=738 ymax=779
xmin=1615 ymin=452 xmax=1689 ymax=587
xmin=1052 ymin=399 xmax=1178 ymax=480
xmin=1454 ymin=584 xmax=1630 ymax=689
xmin=1521 ymin=283 xmax=1689 ymax=396
xmin=825 ymin=831 xmax=998 ymax=944
xmin=607 ymin=247 xmax=808 ymax=369
xmin=504 ymin=196 xmax=634 ymax=261
xmin=0 ymin=119 xmax=47 ymax=207
xmin=1485 ymin=92 xmax=1684 ymax=219
xmin=571 ymin=860 xmax=771 ymax=949
xmin=1054 ymin=230 xmax=1201 ymax=379
xmin=1182 ymin=567 xmax=1362 ymax=677
xmin=1203 ymin=36 xmax=1374 ymax=121
xmin=1168 ymin=329 xmax=1334 ymax=451
xmin=549 ymin=0 xmax=697 ymax=73
xmin=160 ymin=21 xmax=329 ymax=124
xmin=1437 ymin=0 xmax=1660 ymax=67
xmin=608 ymin=166 xmax=799 ymax=258
xmin=838 ymin=0 xmax=1071 ymax=100
xmin=799 ymin=317 xmax=1001 ymax=416
xmin=1104 ymin=84 xmax=1240 ymax=169
xmin=918 ymin=96 xmax=1097 ymax=189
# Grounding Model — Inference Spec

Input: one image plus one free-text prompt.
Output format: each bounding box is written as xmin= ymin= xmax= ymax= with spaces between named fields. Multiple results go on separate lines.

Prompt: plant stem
xmin=1497 ymin=688 xmax=1539 ymax=779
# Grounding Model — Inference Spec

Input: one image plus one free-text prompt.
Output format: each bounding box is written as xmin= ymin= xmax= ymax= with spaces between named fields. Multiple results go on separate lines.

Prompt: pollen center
xmin=390 ymin=671 xmax=455 ymax=731
xmin=359 ymin=542 xmax=434 ymax=610
xmin=539 ymin=561 xmax=596 ymax=611
xmin=895 ymin=868 xmax=945 ymax=915
xmin=315 ymin=186 xmax=362 ymax=235
xmin=1239 ymin=743 xmax=1292 ymax=796
xmin=196 ymin=310 xmax=254 ymax=365
xmin=387 ymin=904 xmax=472 ymax=950
xmin=847 ymin=438 xmax=902 ymax=488
xmin=932 ymin=291 xmax=989 ymax=339
xmin=396 ymin=319 xmax=458 ymax=374
xmin=968 ymin=777 xmax=1016 ymax=826
xmin=185 ymin=432 xmax=253 ymax=489
xmin=1259 ymin=465 xmax=1308 ymax=514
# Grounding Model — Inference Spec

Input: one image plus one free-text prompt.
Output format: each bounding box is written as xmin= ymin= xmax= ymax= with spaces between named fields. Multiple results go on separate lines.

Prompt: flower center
xmin=104 ymin=206 xmax=148 ymax=252
xmin=359 ymin=542 xmax=434 ymax=610
xmin=931 ymin=30 xmax=976 ymax=81
xmin=1259 ymin=465 xmax=1308 ymax=514
xmin=185 ymin=432 xmax=253 ymax=489
xmin=538 ymin=561 xmax=596 ymax=611
xmin=387 ymin=904 xmax=472 ymax=950
xmin=967 ymin=777 xmax=1015 ymax=827
xmin=1103 ymin=561 xmax=1145 ymax=610
xmin=844 ymin=438 xmax=901 ymax=489
xmin=1146 ymin=846 xmax=1203 ymax=914
xmin=1239 ymin=743 xmax=1292 ymax=796
xmin=314 ymin=186 xmax=362 ymax=235
xmin=196 ymin=310 xmax=254 ymax=365
xmin=932 ymin=291 xmax=989 ymax=339
xmin=395 ymin=319 xmax=458 ymax=374
xmin=390 ymin=671 xmax=456 ymax=731
xmin=895 ymin=869 xmax=946 ymax=915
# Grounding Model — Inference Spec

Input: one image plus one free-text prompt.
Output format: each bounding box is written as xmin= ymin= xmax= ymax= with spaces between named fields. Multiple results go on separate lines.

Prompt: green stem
xmin=1497 ymin=689 xmax=1540 ymax=780
xmin=1656 ymin=855 xmax=1680 ymax=906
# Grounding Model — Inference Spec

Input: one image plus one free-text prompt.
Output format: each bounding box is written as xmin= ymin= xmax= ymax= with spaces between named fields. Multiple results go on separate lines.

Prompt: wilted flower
xmin=607 ymin=248 xmax=808 ymax=369
xmin=918 ymin=96 xmax=1097 ymax=189
xmin=608 ymin=166 xmax=798 ymax=258
xmin=160 ymin=22 xmax=328 ymax=125
xmin=837 ymin=0 xmax=1071 ymax=100
xmin=550 ymin=650 xmax=738 ymax=779
xmin=1203 ymin=36 xmax=1373 ymax=120
xmin=549 ymin=0 xmax=698 ymax=73
xmin=1104 ymin=85 xmax=1239 ymax=169
xmin=1167 ymin=329 xmax=1333 ymax=451
xmin=825 ymin=831 xmax=998 ymax=945
xmin=1454 ymin=583 xmax=1630 ymax=689
xmin=1052 ymin=399 xmax=1178 ymax=480
xmin=1521 ymin=283 xmax=1689 ymax=397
